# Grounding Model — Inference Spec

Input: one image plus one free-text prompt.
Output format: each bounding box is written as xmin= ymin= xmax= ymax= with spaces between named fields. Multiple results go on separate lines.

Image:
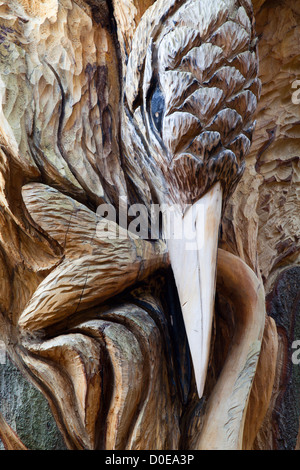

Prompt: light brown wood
xmin=194 ymin=249 xmax=266 ymax=450
xmin=243 ymin=315 xmax=278 ymax=450
xmin=0 ymin=413 xmax=27 ymax=450
xmin=0 ymin=0 xmax=298 ymax=451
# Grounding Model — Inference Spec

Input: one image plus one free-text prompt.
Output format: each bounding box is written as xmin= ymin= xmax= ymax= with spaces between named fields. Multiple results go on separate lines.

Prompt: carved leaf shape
xmin=187 ymin=131 xmax=222 ymax=160
xmin=227 ymin=90 xmax=258 ymax=124
xmin=248 ymin=78 xmax=262 ymax=100
xmin=228 ymin=134 xmax=251 ymax=162
xmin=234 ymin=6 xmax=252 ymax=34
xmin=178 ymin=87 xmax=225 ymax=125
xmin=174 ymin=0 xmax=229 ymax=40
xmin=179 ymin=43 xmax=224 ymax=84
xmin=162 ymin=112 xmax=202 ymax=155
xmin=158 ymin=26 xmax=201 ymax=72
xmin=171 ymin=153 xmax=205 ymax=201
xmin=211 ymin=21 xmax=250 ymax=59
xmin=207 ymin=66 xmax=246 ymax=99
xmin=208 ymin=108 xmax=243 ymax=144
xmin=230 ymin=51 xmax=258 ymax=82
xmin=160 ymin=71 xmax=199 ymax=114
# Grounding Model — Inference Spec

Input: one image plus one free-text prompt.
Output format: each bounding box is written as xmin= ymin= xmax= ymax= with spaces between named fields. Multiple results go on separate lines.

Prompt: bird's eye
xmin=150 ymin=86 xmax=165 ymax=135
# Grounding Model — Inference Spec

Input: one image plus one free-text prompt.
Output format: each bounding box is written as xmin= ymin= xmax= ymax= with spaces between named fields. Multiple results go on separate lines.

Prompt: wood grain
xmin=0 ymin=0 xmax=298 ymax=451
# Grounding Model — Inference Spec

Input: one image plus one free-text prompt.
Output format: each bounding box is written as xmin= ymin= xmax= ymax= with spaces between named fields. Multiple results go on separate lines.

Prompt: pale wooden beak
xmin=165 ymin=183 xmax=222 ymax=398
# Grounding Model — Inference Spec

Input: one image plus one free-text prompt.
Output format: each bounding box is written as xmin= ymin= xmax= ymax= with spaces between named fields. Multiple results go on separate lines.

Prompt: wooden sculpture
xmin=0 ymin=0 xmax=298 ymax=451
xmin=122 ymin=0 xmax=261 ymax=398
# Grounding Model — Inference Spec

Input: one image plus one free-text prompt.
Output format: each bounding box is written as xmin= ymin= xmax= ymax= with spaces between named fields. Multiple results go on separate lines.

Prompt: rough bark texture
xmin=220 ymin=0 xmax=300 ymax=450
xmin=0 ymin=0 xmax=298 ymax=450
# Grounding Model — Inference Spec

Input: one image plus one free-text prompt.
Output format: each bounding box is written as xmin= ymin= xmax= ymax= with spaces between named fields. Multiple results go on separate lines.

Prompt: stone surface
xmin=254 ymin=267 xmax=300 ymax=451
xmin=0 ymin=352 xmax=66 ymax=450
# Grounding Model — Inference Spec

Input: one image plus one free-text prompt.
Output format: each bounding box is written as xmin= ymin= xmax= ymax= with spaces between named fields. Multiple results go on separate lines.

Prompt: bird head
xmin=122 ymin=0 xmax=261 ymax=397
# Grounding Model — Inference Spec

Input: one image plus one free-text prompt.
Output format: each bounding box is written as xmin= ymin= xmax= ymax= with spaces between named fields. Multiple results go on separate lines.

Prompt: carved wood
xmin=0 ymin=412 xmax=27 ymax=450
xmin=189 ymin=248 xmax=266 ymax=450
xmin=0 ymin=0 xmax=298 ymax=450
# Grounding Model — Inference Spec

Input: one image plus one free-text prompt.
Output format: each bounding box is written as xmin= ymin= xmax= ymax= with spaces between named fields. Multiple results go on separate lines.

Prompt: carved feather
xmin=123 ymin=0 xmax=261 ymax=207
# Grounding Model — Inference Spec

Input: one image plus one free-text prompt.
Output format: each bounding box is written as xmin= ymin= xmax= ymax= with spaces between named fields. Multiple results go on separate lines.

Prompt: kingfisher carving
xmin=122 ymin=0 xmax=261 ymax=398
xmin=0 ymin=0 xmax=288 ymax=451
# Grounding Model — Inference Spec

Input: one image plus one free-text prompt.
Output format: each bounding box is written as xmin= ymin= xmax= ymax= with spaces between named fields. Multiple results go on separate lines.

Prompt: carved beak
xmin=165 ymin=183 xmax=222 ymax=398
